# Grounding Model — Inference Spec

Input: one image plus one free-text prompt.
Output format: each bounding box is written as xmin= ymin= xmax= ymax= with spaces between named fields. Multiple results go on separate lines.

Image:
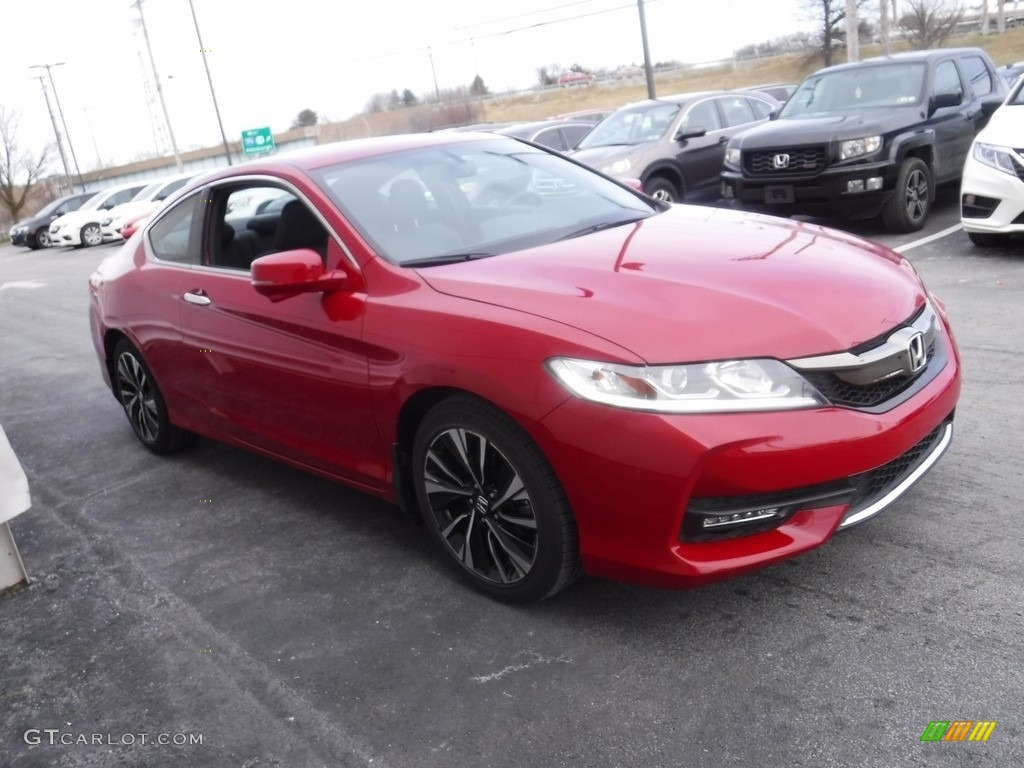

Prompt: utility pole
xmin=187 ymin=0 xmax=232 ymax=165
xmin=846 ymin=0 xmax=860 ymax=62
xmin=637 ymin=0 xmax=655 ymax=99
xmin=33 ymin=76 xmax=73 ymax=192
xmin=29 ymin=63 xmax=84 ymax=191
xmin=880 ymin=0 xmax=891 ymax=55
xmin=133 ymin=0 xmax=183 ymax=170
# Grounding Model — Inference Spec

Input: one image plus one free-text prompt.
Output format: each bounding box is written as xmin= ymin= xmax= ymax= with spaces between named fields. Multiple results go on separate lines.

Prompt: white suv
xmin=48 ymin=181 xmax=151 ymax=248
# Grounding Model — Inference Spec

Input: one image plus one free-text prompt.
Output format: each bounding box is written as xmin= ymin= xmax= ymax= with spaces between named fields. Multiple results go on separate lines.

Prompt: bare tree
xmin=802 ymin=0 xmax=868 ymax=66
xmin=899 ymin=0 xmax=966 ymax=48
xmin=0 ymin=106 xmax=52 ymax=223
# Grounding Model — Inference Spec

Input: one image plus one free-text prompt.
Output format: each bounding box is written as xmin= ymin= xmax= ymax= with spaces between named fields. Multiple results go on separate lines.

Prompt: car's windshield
xmin=782 ymin=62 xmax=927 ymax=117
xmin=1008 ymin=75 xmax=1024 ymax=106
xmin=130 ymin=182 xmax=164 ymax=203
xmin=312 ymin=138 xmax=657 ymax=266
xmin=575 ymin=101 xmax=681 ymax=149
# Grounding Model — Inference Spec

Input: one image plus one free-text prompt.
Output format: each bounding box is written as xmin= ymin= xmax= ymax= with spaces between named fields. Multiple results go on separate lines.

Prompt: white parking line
xmin=894 ymin=223 xmax=963 ymax=253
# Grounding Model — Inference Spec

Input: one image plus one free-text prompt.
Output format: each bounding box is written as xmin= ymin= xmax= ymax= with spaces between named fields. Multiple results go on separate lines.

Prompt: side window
xmin=717 ymin=96 xmax=757 ymax=128
xmin=210 ymin=185 xmax=327 ymax=271
xmin=533 ymin=127 xmax=565 ymax=150
xmin=561 ymin=124 xmax=592 ymax=149
xmin=961 ymin=55 xmax=993 ymax=97
xmin=680 ymin=100 xmax=722 ymax=134
xmin=748 ymin=97 xmax=775 ymax=120
xmin=934 ymin=60 xmax=964 ymax=102
xmin=148 ymin=194 xmax=200 ymax=264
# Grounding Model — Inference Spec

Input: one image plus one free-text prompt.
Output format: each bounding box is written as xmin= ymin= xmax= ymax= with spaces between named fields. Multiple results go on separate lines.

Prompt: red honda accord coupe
xmin=89 ymin=133 xmax=960 ymax=602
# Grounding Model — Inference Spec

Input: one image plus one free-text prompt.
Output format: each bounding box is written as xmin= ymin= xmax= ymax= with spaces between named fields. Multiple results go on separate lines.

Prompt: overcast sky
xmin=1 ymin=0 xmax=811 ymax=172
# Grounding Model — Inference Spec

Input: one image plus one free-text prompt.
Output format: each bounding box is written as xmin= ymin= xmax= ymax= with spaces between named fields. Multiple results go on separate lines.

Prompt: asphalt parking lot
xmin=2 ymin=191 xmax=1022 ymax=767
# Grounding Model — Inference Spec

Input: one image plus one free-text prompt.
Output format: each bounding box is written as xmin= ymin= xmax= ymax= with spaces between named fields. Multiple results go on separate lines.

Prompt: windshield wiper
xmin=558 ymin=216 xmax=649 ymax=241
xmin=402 ymin=252 xmax=495 ymax=267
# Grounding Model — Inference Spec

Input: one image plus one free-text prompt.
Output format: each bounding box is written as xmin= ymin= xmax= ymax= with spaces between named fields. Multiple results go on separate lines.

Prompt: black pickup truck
xmin=721 ymin=48 xmax=1007 ymax=232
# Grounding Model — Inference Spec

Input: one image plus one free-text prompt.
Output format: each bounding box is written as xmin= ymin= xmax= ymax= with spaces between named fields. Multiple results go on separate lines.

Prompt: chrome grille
xmin=744 ymin=147 xmax=826 ymax=176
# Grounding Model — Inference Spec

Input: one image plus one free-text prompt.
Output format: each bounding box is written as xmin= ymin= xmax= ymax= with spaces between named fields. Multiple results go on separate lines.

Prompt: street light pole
xmin=29 ymin=63 xmax=84 ymax=191
xmin=187 ymin=0 xmax=232 ymax=166
xmin=32 ymin=76 xmax=73 ymax=192
xmin=133 ymin=0 xmax=184 ymax=171
xmin=636 ymin=0 xmax=656 ymax=100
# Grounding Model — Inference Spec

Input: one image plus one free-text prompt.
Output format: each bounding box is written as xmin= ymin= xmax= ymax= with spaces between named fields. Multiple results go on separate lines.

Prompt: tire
xmin=644 ymin=177 xmax=681 ymax=203
xmin=881 ymin=158 xmax=931 ymax=233
xmin=80 ymin=223 xmax=103 ymax=248
xmin=112 ymin=340 xmax=195 ymax=454
xmin=967 ymin=231 xmax=1011 ymax=247
xmin=411 ymin=396 xmax=580 ymax=602
xmin=28 ymin=229 xmax=50 ymax=250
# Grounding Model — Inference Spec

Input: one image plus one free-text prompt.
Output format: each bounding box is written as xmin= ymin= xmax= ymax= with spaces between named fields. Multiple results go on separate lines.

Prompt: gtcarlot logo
xmin=920 ymin=720 xmax=997 ymax=742
xmin=24 ymin=729 xmax=204 ymax=747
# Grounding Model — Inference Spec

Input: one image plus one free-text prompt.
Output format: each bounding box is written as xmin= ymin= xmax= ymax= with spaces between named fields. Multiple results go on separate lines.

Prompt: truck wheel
xmin=882 ymin=158 xmax=931 ymax=233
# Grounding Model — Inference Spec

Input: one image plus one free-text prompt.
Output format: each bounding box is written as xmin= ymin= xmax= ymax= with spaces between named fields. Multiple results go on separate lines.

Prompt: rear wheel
xmin=112 ymin=340 xmax=194 ymax=454
xmin=882 ymin=158 xmax=931 ymax=233
xmin=412 ymin=396 xmax=580 ymax=602
xmin=967 ymin=231 xmax=1011 ymax=247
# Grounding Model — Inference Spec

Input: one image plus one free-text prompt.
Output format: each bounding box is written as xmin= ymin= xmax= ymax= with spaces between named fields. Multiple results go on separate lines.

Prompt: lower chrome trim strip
xmin=839 ymin=422 xmax=953 ymax=529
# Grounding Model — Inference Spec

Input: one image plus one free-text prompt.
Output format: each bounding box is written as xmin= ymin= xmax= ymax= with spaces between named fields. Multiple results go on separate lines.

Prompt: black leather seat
xmin=273 ymin=200 xmax=328 ymax=258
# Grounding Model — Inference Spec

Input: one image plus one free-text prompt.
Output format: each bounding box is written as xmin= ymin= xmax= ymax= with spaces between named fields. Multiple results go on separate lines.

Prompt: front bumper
xmin=721 ymin=159 xmax=899 ymax=218
xmin=49 ymin=225 xmax=82 ymax=247
xmin=531 ymin=322 xmax=961 ymax=589
xmin=960 ymin=156 xmax=1024 ymax=234
xmin=10 ymin=230 xmax=27 ymax=246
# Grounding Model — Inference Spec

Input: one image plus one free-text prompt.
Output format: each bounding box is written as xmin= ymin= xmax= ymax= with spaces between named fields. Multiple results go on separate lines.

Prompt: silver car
xmin=570 ymin=90 xmax=779 ymax=203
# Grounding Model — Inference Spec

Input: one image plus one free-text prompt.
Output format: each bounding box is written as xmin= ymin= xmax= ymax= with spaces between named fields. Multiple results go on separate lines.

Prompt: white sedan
xmin=99 ymin=172 xmax=201 ymax=242
xmin=48 ymin=181 xmax=151 ymax=248
xmin=960 ymin=75 xmax=1024 ymax=246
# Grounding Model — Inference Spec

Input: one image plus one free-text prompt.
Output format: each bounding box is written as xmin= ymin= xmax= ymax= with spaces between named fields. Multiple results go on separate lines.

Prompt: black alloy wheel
xmin=412 ymin=396 xmax=580 ymax=602
xmin=112 ymin=340 xmax=194 ymax=454
xmin=882 ymin=158 xmax=931 ymax=233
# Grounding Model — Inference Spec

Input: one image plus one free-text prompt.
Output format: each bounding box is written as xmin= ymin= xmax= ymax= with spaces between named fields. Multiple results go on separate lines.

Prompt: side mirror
xmin=980 ymin=96 xmax=1003 ymax=119
xmin=675 ymin=126 xmax=707 ymax=142
xmin=251 ymin=248 xmax=347 ymax=302
xmin=929 ymin=91 xmax=962 ymax=114
xmin=769 ymin=108 xmax=781 ymax=121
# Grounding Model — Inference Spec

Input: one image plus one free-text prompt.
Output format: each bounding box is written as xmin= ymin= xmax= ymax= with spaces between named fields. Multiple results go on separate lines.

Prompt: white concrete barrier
xmin=0 ymin=425 xmax=31 ymax=589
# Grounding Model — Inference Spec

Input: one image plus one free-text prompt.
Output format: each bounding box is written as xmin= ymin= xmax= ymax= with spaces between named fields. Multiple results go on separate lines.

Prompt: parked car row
xmin=8 ymin=171 xmax=203 ymax=252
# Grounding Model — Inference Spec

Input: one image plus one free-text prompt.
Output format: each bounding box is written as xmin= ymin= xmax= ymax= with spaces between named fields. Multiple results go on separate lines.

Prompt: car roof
xmin=192 ymin=132 xmax=507 ymax=178
xmin=813 ymin=47 xmax=992 ymax=76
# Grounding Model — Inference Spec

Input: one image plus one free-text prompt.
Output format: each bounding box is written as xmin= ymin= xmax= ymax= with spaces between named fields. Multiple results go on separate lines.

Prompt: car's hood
xmin=106 ymin=200 xmax=158 ymax=222
xmin=731 ymin=108 xmax=919 ymax=148
xmin=571 ymin=143 xmax=651 ymax=166
xmin=51 ymin=208 xmax=103 ymax=228
xmin=419 ymin=206 xmax=925 ymax=363
xmin=975 ymin=103 xmax=1024 ymax=145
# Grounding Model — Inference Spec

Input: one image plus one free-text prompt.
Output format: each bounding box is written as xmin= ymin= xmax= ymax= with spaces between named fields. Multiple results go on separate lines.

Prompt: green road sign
xmin=241 ymin=127 xmax=275 ymax=156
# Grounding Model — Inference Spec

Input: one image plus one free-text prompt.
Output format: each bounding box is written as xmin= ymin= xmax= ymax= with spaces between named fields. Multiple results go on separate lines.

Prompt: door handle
xmin=183 ymin=290 xmax=211 ymax=306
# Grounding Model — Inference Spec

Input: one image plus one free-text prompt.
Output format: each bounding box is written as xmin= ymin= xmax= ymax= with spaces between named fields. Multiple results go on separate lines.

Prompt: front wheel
xmin=882 ymin=158 xmax=931 ymax=233
xmin=80 ymin=223 xmax=103 ymax=248
xmin=32 ymin=229 xmax=51 ymax=249
xmin=412 ymin=396 xmax=580 ymax=602
xmin=644 ymin=177 xmax=681 ymax=204
xmin=112 ymin=340 xmax=194 ymax=454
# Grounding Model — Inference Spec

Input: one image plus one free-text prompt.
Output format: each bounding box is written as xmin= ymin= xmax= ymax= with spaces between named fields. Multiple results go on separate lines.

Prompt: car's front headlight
xmin=547 ymin=358 xmax=827 ymax=413
xmin=972 ymin=142 xmax=1018 ymax=175
xmin=100 ymin=217 xmax=113 ymax=226
xmin=600 ymin=157 xmax=637 ymax=175
xmin=839 ymin=135 xmax=882 ymax=160
xmin=724 ymin=147 xmax=742 ymax=168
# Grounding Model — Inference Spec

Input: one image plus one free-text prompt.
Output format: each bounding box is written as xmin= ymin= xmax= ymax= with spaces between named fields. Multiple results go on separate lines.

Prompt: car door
xmin=176 ymin=177 xmax=386 ymax=491
xmin=928 ymin=58 xmax=974 ymax=182
xmin=673 ymin=97 xmax=729 ymax=198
